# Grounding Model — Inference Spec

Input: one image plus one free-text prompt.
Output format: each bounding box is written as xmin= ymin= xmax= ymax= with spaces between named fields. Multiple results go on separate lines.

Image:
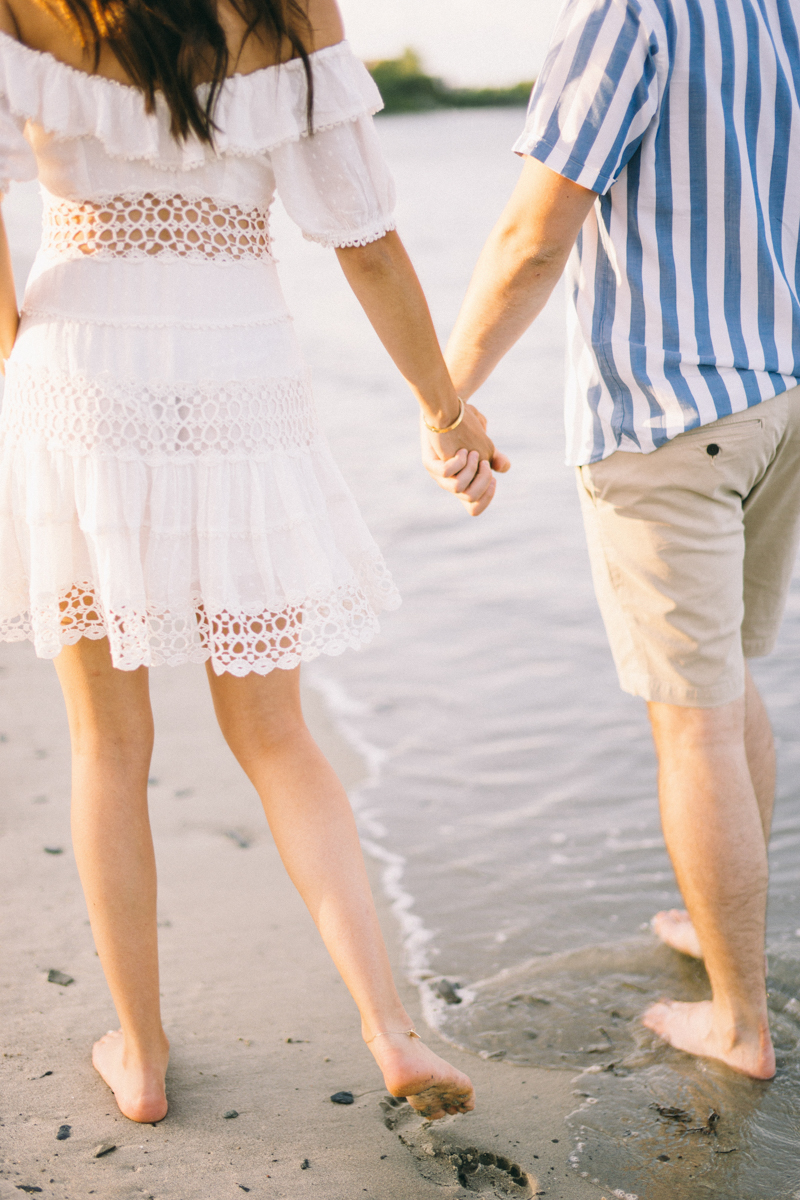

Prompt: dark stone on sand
xmin=44 ymin=846 xmax=63 ymax=855
xmin=38 ymin=1070 xmax=53 ymax=1078
xmin=92 ymin=1142 xmax=116 ymax=1158
xmin=56 ymin=1125 xmax=71 ymax=1140
xmin=657 ymin=1154 xmax=670 ymax=1161
xmin=224 ymin=829 xmax=252 ymax=848
xmin=300 ymin=1159 xmax=310 ymax=1169
xmin=330 ymin=1091 xmax=354 ymax=1105
xmin=433 ymin=978 xmax=462 ymax=1005
xmin=47 ymin=970 xmax=74 ymax=986
xmin=223 ymin=1110 xmax=239 ymax=1119
xmin=15 ymin=1187 xmax=43 ymax=1194
xmin=238 ymin=1188 xmax=250 ymax=1193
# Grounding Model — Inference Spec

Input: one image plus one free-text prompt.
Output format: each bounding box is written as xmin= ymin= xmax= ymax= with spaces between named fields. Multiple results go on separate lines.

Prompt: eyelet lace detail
xmin=40 ymin=192 xmax=273 ymax=263
xmin=2 ymin=365 xmax=320 ymax=464
xmin=0 ymin=576 xmax=398 ymax=674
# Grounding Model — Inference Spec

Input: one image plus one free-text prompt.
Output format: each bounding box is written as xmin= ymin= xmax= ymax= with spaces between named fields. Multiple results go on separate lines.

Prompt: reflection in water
xmin=567 ymin=956 xmax=800 ymax=1199
xmin=439 ymin=939 xmax=800 ymax=1198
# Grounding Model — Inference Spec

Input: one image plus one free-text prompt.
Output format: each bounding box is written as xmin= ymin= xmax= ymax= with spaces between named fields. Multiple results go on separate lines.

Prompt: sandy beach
xmin=1 ymin=640 xmax=609 ymax=1200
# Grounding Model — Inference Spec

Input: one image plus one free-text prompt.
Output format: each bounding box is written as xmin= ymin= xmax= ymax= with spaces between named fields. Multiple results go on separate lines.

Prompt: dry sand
xmin=1 ymin=641 xmax=608 ymax=1200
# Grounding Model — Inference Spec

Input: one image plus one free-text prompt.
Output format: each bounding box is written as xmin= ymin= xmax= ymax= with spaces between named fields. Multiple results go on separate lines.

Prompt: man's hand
xmin=421 ymin=403 xmax=511 ymax=516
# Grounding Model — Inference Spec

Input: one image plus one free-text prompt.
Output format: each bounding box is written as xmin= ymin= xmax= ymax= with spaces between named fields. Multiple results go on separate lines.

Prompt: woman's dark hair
xmin=61 ymin=0 xmax=314 ymax=143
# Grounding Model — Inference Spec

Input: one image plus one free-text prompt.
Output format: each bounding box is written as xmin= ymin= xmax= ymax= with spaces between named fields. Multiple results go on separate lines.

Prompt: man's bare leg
xmin=652 ymin=666 xmax=775 ymax=961
xmin=642 ymin=685 xmax=775 ymax=1078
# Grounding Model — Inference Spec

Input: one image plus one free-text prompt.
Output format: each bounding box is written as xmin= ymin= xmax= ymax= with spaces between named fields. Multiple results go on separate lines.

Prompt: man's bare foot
xmin=651 ymin=909 xmax=703 ymax=958
xmin=92 ymin=1029 xmax=170 ymax=1123
xmin=642 ymin=999 xmax=775 ymax=1079
xmin=367 ymin=1033 xmax=474 ymax=1120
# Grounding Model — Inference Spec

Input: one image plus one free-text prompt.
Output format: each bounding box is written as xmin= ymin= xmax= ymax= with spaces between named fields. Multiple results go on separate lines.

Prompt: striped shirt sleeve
xmin=514 ymin=0 xmax=662 ymax=194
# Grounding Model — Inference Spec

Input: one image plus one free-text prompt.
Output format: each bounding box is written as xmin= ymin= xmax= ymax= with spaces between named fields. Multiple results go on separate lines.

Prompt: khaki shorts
xmin=577 ymin=386 xmax=800 ymax=707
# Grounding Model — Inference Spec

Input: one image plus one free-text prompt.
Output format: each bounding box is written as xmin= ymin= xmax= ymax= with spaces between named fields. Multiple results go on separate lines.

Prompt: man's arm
xmin=447 ymin=156 xmax=597 ymax=396
xmin=424 ymin=157 xmax=596 ymax=502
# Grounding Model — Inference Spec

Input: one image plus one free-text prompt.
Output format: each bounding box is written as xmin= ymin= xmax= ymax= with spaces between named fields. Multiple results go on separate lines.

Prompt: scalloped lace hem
xmin=0 ymin=577 xmax=400 ymax=674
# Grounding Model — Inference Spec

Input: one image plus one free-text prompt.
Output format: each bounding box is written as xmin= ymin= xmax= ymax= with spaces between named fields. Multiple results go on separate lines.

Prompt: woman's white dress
xmin=0 ymin=34 xmax=401 ymax=674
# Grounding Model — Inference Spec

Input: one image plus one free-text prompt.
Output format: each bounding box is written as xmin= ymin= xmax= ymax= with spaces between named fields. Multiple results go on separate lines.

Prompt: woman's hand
xmin=421 ymin=403 xmax=511 ymax=517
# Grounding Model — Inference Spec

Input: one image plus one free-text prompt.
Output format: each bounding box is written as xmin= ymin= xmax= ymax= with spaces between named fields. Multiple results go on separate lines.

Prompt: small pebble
xmin=330 ymin=1091 xmax=354 ymax=1105
xmin=92 ymin=1142 xmax=116 ymax=1158
xmin=238 ymin=1188 xmax=250 ymax=1193
xmin=38 ymin=1071 xmax=53 ymax=1079
xmin=224 ymin=829 xmax=251 ymax=848
xmin=47 ymin=970 xmax=74 ymax=986
xmin=300 ymin=1159 xmax=310 ymax=1170
xmin=56 ymin=1125 xmax=71 ymax=1141
xmin=433 ymin=978 xmax=462 ymax=1005
xmin=15 ymin=1188 xmax=43 ymax=1195
xmin=657 ymin=1154 xmax=670 ymax=1161
xmin=43 ymin=847 xmax=63 ymax=855
xmin=223 ymin=1110 xmax=239 ymax=1120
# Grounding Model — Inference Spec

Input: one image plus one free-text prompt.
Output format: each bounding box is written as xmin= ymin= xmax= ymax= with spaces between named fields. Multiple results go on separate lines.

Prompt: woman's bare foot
xmin=367 ymin=1033 xmax=474 ymax=1120
xmin=642 ymin=999 xmax=775 ymax=1079
xmin=651 ymin=909 xmax=703 ymax=958
xmin=92 ymin=1029 xmax=170 ymax=1123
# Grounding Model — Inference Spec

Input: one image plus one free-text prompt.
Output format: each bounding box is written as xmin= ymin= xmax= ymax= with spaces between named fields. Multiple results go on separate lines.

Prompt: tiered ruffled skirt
xmin=0 ymin=250 xmax=399 ymax=673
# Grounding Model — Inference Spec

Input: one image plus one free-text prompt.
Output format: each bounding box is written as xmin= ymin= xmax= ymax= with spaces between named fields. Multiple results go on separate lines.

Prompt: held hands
xmin=421 ymin=403 xmax=510 ymax=517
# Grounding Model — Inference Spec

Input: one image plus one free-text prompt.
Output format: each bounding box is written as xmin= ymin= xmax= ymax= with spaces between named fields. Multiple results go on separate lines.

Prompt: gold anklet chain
xmin=365 ymin=1029 xmax=421 ymax=1045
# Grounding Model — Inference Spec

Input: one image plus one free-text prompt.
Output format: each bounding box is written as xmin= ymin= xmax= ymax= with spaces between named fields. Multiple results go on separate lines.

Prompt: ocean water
xmin=5 ymin=106 xmax=800 ymax=1199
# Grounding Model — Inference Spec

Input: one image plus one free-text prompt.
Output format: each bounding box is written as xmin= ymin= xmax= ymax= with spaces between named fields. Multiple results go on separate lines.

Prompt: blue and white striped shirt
xmin=514 ymin=0 xmax=800 ymax=465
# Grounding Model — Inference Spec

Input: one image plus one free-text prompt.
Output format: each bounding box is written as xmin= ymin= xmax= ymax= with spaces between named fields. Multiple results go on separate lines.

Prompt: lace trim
xmin=304 ymin=218 xmax=397 ymax=249
xmin=2 ymin=365 xmax=321 ymax=463
xmin=0 ymin=577 xmax=399 ymax=674
xmin=19 ymin=306 xmax=292 ymax=331
xmin=40 ymin=192 xmax=273 ymax=263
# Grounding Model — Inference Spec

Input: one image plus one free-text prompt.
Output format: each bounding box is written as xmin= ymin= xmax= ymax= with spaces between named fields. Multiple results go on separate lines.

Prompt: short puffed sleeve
xmin=268 ymin=44 xmax=395 ymax=247
xmin=0 ymin=92 xmax=36 ymax=193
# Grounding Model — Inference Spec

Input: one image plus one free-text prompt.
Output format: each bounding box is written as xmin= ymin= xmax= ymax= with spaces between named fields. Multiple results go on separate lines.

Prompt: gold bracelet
xmin=424 ymin=397 xmax=465 ymax=434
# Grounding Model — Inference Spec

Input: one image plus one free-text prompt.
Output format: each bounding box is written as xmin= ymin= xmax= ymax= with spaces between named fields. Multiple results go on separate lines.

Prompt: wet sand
xmin=0 ymin=641 xmax=607 ymax=1200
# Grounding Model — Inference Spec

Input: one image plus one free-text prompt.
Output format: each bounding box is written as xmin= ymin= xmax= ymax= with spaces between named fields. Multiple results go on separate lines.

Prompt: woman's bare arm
xmin=0 ymin=212 xmax=18 ymax=371
xmin=336 ymin=232 xmax=510 ymax=516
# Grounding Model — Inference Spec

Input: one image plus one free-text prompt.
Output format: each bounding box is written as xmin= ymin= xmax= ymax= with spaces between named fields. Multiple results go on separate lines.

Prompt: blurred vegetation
xmin=367 ymin=49 xmax=534 ymax=114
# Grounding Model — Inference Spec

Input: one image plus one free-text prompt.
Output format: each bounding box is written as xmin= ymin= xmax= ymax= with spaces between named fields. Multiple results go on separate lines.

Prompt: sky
xmin=338 ymin=0 xmax=564 ymax=88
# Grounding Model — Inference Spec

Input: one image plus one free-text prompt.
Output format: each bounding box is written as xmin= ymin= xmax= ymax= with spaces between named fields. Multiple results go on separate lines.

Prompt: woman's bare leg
xmin=206 ymin=662 xmax=474 ymax=1119
xmin=54 ymin=638 xmax=169 ymax=1123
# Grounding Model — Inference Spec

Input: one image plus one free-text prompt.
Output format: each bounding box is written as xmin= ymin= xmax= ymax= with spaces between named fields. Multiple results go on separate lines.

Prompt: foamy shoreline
xmin=0 ymin=641 xmax=606 ymax=1199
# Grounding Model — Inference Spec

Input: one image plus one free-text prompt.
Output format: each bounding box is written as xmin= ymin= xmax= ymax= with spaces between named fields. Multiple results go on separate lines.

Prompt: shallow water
xmin=5 ymin=106 xmax=800 ymax=1199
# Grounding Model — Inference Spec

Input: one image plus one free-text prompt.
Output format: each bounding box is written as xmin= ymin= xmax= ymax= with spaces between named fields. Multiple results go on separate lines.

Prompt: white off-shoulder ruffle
xmin=0 ymin=32 xmax=384 ymax=169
